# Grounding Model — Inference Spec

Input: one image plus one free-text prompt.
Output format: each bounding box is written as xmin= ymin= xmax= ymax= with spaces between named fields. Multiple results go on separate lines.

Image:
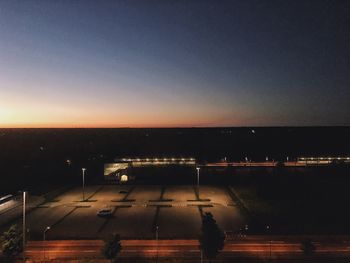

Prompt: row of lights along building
xmin=103 ymin=156 xmax=350 ymax=183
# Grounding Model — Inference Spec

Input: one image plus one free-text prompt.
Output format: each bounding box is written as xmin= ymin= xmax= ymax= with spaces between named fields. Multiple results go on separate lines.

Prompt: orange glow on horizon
xmin=0 ymin=117 xmax=245 ymax=128
xmin=0 ymin=121 xmax=237 ymax=128
xmin=0 ymin=105 xmax=245 ymax=128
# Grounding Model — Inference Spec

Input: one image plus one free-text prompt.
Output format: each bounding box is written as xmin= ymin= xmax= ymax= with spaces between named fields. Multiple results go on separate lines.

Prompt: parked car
xmin=97 ymin=209 xmax=112 ymax=217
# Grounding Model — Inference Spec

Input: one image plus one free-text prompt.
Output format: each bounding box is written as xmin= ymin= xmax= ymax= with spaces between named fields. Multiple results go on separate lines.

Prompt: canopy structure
xmin=104 ymin=157 xmax=196 ymax=182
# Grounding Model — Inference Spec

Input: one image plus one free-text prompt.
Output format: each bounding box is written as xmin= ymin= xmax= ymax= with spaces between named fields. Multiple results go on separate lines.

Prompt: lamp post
xmin=196 ymin=167 xmax=200 ymax=199
xmin=156 ymin=225 xmax=159 ymax=263
xmin=43 ymin=226 xmax=51 ymax=262
xmin=82 ymin=168 xmax=86 ymax=201
xmin=266 ymin=225 xmax=271 ymax=261
xmin=22 ymin=191 xmax=26 ymax=263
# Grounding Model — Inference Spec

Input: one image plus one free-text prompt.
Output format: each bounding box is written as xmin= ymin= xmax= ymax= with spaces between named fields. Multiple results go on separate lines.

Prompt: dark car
xmin=97 ymin=209 xmax=112 ymax=217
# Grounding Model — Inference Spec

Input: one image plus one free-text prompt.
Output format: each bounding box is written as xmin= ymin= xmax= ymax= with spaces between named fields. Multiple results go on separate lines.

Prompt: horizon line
xmin=0 ymin=125 xmax=349 ymax=129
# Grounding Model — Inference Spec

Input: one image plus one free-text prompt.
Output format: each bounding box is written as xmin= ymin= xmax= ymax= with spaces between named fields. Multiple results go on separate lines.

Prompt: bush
xmin=1 ymin=224 xmax=23 ymax=257
xmin=102 ymin=233 xmax=122 ymax=262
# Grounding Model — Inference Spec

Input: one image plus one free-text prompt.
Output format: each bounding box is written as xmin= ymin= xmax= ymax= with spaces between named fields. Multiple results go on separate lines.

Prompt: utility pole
xmin=82 ymin=168 xmax=86 ymax=201
xmin=267 ymin=225 xmax=272 ymax=261
xmin=23 ymin=191 xmax=26 ymax=263
xmin=43 ymin=226 xmax=50 ymax=262
xmin=156 ymin=225 xmax=159 ymax=263
xmin=196 ymin=167 xmax=200 ymax=199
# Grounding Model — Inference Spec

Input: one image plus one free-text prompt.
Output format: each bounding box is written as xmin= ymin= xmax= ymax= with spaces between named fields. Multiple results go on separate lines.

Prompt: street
xmin=23 ymin=236 xmax=350 ymax=261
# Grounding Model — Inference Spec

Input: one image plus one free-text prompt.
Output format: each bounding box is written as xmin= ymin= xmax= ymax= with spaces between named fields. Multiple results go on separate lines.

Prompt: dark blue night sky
xmin=0 ymin=0 xmax=349 ymax=127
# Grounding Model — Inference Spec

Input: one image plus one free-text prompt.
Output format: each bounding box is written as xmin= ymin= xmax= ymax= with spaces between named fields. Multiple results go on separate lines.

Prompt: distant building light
xmin=120 ymin=175 xmax=128 ymax=182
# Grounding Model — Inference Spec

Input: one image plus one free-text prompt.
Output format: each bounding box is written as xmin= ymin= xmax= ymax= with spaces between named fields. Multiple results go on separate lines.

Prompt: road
xmin=23 ymin=236 xmax=350 ymax=261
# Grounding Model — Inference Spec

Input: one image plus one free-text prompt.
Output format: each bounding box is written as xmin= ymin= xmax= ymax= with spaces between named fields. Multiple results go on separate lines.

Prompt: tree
xmin=102 ymin=233 xmax=122 ymax=263
xmin=199 ymin=212 xmax=225 ymax=262
xmin=276 ymin=161 xmax=285 ymax=168
xmin=300 ymin=239 xmax=316 ymax=255
xmin=1 ymin=224 xmax=23 ymax=257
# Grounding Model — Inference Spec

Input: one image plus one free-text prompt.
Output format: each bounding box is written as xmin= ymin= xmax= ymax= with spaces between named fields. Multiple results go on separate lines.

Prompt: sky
xmin=0 ymin=0 xmax=349 ymax=127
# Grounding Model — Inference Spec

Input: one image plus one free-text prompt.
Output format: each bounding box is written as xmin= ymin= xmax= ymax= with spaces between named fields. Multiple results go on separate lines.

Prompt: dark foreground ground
xmin=1 ymin=127 xmax=350 ymax=263
xmin=230 ymin=167 xmax=350 ymax=235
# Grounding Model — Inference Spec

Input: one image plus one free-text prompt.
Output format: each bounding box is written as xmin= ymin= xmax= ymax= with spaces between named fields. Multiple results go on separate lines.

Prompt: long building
xmin=104 ymin=158 xmax=196 ymax=182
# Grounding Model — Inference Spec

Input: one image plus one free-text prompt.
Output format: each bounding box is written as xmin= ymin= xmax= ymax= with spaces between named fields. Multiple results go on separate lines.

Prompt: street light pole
xmin=82 ymin=168 xmax=86 ymax=201
xmin=156 ymin=225 xmax=159 ymax=263
xmin=196 ymin=167 xmax=200 ymax=199
xmin=22 ymin=191 xmax=26 ymax=263
xmin=266 ymin=225 xmax=272 ymax=261
xmin=43 ymin=226 xmax=50 ymax=262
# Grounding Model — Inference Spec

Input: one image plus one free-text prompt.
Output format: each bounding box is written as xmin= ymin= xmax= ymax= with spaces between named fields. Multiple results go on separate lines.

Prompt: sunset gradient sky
xmin=0 ymin=0 xmax=349 ymax=127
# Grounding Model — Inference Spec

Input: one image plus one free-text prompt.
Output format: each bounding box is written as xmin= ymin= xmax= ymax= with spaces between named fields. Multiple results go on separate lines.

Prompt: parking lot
xmin=22 ymin=185 xmax=245 ymax=240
